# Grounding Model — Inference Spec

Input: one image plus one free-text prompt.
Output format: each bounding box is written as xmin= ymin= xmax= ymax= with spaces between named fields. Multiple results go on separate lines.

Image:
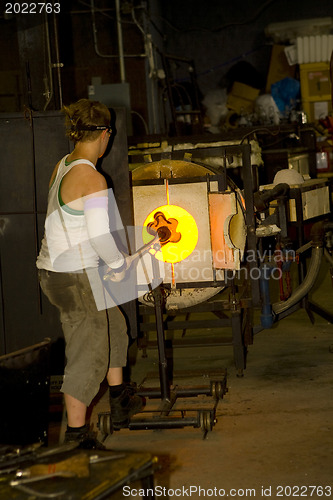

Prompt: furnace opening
xmin=147 ymin=211 xmax=181 ymax=246
xmin=143 ymin=205 xmax=198 ymax=264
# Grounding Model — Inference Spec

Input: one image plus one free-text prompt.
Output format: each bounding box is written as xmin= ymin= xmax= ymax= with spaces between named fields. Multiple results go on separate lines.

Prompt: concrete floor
xmin=51 ymin=260 xmax=333 ymax=498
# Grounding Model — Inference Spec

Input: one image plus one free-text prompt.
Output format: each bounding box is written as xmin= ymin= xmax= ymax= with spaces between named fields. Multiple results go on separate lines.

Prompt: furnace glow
xmin=143 ymin=205 xmax=198 ymax=264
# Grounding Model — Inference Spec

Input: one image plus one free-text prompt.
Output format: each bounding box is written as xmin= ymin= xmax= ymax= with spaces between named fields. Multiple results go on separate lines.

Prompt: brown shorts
xmin=39 ymin=268 xmax=128 ymax=406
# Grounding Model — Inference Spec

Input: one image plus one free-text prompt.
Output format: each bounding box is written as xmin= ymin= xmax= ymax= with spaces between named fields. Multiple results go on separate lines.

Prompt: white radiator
xmin=296 ymin=35 xmax=333 ymax=64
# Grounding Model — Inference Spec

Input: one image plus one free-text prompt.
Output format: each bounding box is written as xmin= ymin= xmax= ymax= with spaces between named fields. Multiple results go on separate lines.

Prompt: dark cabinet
xmin=0 ymin=108 xmax=135 ymax=361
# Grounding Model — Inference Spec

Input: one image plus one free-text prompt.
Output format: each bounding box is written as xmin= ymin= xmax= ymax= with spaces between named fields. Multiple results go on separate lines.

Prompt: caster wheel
xmin=211 ymin=380 xmax=225 ymax=400
xmin=98 ymin=412 xmax=113 ymax=436
xmin=198 ymin=411 xmax=213 ymax=433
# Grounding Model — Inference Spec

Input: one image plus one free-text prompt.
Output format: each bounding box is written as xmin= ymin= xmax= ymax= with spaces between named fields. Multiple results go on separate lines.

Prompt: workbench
xmin=0 ymin=449 xmax=157 ymax=499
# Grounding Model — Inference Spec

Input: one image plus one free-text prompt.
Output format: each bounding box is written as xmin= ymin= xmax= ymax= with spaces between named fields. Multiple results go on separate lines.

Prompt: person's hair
xmin=62 ymin=99 xmax=111 ymax=143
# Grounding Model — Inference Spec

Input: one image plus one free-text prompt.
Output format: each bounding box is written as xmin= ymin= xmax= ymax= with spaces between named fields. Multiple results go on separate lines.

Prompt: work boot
xmin=109 ymin=384 xmax=145 ymax=429
xmin=64 ymin=424 xmax=106 ymax=450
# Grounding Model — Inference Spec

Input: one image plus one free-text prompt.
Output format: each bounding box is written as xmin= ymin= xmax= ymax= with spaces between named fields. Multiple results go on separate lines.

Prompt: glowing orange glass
xmin=143 ymin=204 xmax=198 ymax=264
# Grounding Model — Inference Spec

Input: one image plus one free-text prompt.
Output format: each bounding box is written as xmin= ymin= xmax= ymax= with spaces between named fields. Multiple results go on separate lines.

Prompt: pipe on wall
xmin=115 ymin=0 xmax=126 ymax=83
xmin=52 ymin=13 xmax=63 ymax=109
xmin=43 ymin=14 xmax=53 ymax=111
xmin=272 ymin=246 xmax=323 ymax=316
xmin=272 ymin=220 xmax=330 ymax=316
xmin=90 ymin=0 xmax=145 ymax=60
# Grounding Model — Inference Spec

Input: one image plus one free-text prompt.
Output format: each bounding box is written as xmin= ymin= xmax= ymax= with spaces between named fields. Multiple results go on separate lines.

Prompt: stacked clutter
xmin=285 ymin=34 xmax=333 ymax=123
xmin=225 ymin=82 xmax=260 ymax=128
xmin=202 ymin=18 xmax=333 ymax=133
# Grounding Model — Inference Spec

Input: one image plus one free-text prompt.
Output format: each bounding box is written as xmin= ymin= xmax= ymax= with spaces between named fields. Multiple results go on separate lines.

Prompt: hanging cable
xmin=158 ymin=0 xmax=277 ymax=33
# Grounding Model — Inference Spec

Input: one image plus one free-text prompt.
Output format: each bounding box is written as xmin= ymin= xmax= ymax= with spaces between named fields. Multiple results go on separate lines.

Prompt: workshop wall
xmin=161 ymin=0 xmax=333 ymax=95
xmin=0 ymin=0 xmax=332 ymax=135
xmin=0 ymin=1 xmax=150 ymax=134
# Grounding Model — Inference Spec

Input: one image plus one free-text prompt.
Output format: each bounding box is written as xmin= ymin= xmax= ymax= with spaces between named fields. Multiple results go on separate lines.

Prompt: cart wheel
xmin=98 ymin=412 xmax=113 ymax=436
xmin=199 ymin=411 xmax=213 ymax=433
xmin=211 ymin=381 xmax=225 ymax=400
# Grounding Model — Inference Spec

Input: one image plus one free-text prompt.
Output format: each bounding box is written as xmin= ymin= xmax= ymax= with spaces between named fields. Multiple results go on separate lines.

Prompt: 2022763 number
xmin=276 ymin=485 xmax=332 ymax=497
xmin=5 ymin=3 xmax=60 ymax=14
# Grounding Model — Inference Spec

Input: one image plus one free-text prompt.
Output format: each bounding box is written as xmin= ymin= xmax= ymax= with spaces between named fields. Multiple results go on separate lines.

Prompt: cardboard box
xmin=266 ymin=45 xmax=296 ymax=93
xmin=300 ymin=62 xmax=331 ymax=100
xmin=302 ymin=99 xmax=332 ymax=122
xmin=227 ymin=82 xmax=260 ymax=113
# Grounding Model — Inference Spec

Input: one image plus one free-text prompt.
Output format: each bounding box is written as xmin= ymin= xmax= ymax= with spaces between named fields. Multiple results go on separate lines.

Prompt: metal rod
xmin=241 ymin=145 xmax=261 ymax=306
xmin=115 ymin=0 xmax=126 ymax=82
xmin=52 ymin=13 xmax=63 ymax=108
xmin=129 ymin=417 xmax=199 ymax=430
xmin=231 ymin=311 xmax=246 ymax=373
xmin=139 ymin=319 xmax=231 ymax=330
xmin=43 ymin=13 xmax=53 ymax=111
xmin=152 ymin=285 xmax=170 ymax=402
xmin=138 ymin=387 xmax=213 ymax=398
xmin=307 ymin=301 xmax=333 ymax=323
